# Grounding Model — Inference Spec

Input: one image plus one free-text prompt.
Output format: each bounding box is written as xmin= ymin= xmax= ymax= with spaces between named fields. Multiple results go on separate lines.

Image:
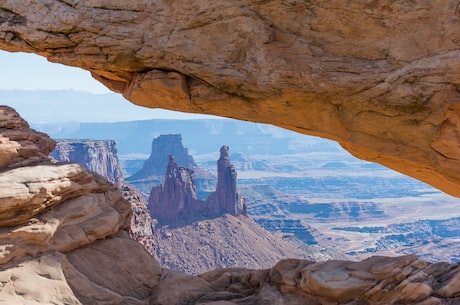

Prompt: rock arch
xmin=1 ymin=0 xmax=459 ymax=197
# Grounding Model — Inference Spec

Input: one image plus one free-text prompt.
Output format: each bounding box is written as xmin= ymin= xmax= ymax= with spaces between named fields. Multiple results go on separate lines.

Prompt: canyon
xmin=4 ymin=105 xmax=460 ymax=304
xmin=2 ymin=1 xmax=460 ymax=304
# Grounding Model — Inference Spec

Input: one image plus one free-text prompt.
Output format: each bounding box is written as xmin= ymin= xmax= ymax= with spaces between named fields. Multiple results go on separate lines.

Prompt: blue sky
xmin=0 ymin=51 xmax=110 ymax=93
xmin=0 ymin=50 xmax=216 ymax=122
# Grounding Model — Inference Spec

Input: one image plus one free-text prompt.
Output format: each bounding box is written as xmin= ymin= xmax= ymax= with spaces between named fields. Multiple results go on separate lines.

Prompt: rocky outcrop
xmin=122 ymin=184 xmax=157 ymax=257
xmin=1 ymin=1 xmax=460 ymax=196
xmin=0 ymin=105 xmax=55 ymax=171
xmin=148 ymin=146 xmax=246 ymax=224
xmin=0 ymin=105 xmax=163 ymax=304
xmin=148 ymin=155 xmax=201 ymax=223
xmin=51 ymin=139 xmax=124 ymax=186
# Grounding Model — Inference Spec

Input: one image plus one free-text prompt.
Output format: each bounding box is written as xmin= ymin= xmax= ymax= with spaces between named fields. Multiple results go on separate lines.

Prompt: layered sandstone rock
xmin=0 ymin=105 xmax=162 ymax=304
xmin=51 ymin=139 xmax=124 ymax=186
xmin=0 ymin=105 xmax=55 ymax=170
xmin=1 ymin=1 xmax=460 ymax=196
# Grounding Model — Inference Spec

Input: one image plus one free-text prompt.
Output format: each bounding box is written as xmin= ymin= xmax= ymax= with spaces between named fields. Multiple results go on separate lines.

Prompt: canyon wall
xmin=51 ymin=139 xmax=124 ymax=186
xmin=1 ymin=1 xmax=460 ymax=196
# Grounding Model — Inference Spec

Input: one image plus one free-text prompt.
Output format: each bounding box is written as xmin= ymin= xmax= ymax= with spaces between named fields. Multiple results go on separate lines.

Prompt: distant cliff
xmin=148 ymin=145 xmax=247 ymax=224
xmin=127 ymin=134 xmax=196 ymax=180
xmin=126 ymin=134 xmax=213 ymax=195
xmin=50 ymin=139 xmax=124 ymax=186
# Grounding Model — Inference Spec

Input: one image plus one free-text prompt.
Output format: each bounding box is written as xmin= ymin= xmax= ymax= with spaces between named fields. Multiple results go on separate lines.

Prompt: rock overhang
xmin=1 ymin=0 xmax=460 ymax=196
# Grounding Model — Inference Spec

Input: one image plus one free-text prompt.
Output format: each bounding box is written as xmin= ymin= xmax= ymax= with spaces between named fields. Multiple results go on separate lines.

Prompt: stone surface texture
xmin=1 ymin=1 xmax=460 ymax=196
xmin=51 ymin=139 xmax=124 ymax=186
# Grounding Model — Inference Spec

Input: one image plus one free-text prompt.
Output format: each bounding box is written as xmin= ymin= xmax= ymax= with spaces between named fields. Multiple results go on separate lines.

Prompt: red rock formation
xmin=148 ymin=146 xmax=247 ymax=223
xmin=148 ymin=155 xmax=203 ymax=223
xmin=51 ymin=139 xmax=124 ymax=186
xmin=207 ymin=145 xmax=247 ymax=217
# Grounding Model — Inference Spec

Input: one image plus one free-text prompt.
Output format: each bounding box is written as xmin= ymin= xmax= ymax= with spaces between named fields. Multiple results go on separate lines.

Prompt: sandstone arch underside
xmin=1 ymin=0 xmax=460 ymax=196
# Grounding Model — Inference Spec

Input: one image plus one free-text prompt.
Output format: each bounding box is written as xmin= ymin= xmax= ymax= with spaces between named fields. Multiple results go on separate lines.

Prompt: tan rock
xmin=0 ymin=164 xmax=109 ymax=227
xmin=0 ymin=106 xmax=55 ymax=171
xmin=63 ymin=233 xmax=162 ymax=305
xmin=1 ymin=2 xmax=460 ymax=195
xmin=0 ymin=253 xmax=81 ymax=305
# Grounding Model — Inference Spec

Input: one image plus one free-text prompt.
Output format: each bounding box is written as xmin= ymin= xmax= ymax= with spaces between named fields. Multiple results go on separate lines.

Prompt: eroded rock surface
xmin=148 ymin=146 xmax=246 ymax=223
xmin=51 ymin=139 xmax=124 ymax=186
xmin=1 ymin=1 xmax=460 ymax=196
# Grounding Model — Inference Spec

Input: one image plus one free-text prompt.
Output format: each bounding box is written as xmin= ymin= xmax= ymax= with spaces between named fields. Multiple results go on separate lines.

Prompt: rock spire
xmin=148 ymin=145 xmax=247 ymax=223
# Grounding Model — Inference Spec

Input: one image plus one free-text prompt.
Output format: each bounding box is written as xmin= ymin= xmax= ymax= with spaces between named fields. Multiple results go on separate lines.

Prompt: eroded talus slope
xmin=1 ymin=1 xmax=460 ymax=196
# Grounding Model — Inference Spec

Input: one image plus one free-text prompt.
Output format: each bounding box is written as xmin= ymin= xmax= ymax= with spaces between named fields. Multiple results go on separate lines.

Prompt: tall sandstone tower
xmin=148 ymin=145 xmax=247 ymax=224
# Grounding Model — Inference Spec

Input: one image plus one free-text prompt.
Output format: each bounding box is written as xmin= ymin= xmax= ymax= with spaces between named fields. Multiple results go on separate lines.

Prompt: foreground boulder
xmin=1 ymin=1 xmax=460 ymax=196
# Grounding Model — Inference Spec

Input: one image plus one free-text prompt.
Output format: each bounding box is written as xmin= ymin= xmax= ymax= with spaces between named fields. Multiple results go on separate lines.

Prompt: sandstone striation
xmin=0 ymin=105 xmax=55 ymax=170
xmin=51 ymin=139 xmax=124 ymax=186
xmin=1 ymin=1 xmax=460 ymax=196
xmin=0 ymin=105 xmax=162 ymax=304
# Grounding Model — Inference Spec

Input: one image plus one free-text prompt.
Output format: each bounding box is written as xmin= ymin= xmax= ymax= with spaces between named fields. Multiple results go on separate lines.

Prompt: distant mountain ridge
xmin=34 ymin=117 xmax=342 ymax=157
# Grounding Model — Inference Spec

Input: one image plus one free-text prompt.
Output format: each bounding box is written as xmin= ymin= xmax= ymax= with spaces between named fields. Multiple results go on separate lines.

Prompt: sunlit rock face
xmin=1 ymin=1 xmax=460 ymax=196
xmin=0 ymin=106 xmax=162 ymax=304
